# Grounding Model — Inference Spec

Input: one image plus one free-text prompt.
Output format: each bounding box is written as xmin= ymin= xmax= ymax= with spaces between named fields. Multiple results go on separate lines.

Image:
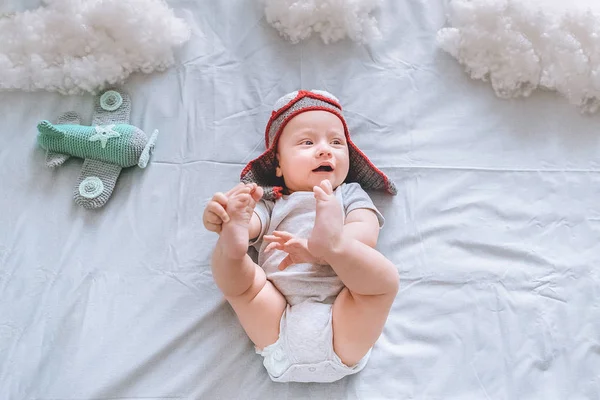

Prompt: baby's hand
xmin=264 ymin=231 xmax=324 ymax=270
xmin=203 ymin=183 xmax=249 ymax=234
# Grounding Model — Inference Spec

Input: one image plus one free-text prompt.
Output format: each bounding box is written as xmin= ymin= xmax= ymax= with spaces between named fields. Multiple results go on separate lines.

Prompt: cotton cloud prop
xmin=437 ymin=0 xmax=600 ymax=113
xmin=0 ymin=0 xmax=190 ymax=94
xmin=261 ymin=0 xmax=382 ymax=44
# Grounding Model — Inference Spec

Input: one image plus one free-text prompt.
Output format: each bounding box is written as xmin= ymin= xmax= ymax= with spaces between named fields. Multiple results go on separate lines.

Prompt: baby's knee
xmin=228 ymin=266 xmax=267 ymax=302
xmin=388 ymin=268 xmax=400 ymax=295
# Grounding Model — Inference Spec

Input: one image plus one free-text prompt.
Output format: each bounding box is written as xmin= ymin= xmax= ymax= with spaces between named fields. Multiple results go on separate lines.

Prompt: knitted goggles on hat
xmin=240 ymin=89 xmax=397 ymax=200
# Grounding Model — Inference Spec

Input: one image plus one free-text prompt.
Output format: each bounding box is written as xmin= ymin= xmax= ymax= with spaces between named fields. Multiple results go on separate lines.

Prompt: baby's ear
xmin=275 ymin=153 xmax=282 ymax=177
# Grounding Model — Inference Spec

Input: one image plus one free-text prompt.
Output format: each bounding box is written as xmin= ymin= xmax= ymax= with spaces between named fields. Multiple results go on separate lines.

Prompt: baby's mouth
xmin=312 ymin=164 xmax=334 ymax=172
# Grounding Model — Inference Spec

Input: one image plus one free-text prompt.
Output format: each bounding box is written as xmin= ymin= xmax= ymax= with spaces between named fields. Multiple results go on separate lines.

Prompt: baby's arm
xmin=342 ymin=208 xmax=380 ymax=248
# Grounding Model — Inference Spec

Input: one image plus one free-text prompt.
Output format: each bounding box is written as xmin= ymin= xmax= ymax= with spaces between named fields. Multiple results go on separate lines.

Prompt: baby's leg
xmin=331 ymin=287 xmax=397 ymax=366
xmin=212 ymin=189 xmax=286 ymax=349
xmin=309 ymin=181 xmax=399 ymax=367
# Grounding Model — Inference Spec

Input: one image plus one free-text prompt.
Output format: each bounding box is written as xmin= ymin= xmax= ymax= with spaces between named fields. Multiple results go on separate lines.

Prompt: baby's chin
xmin=314 ymin=174 xmax=344 ymax=186
xmin=287 ymin=178 xmax=343 ymax=193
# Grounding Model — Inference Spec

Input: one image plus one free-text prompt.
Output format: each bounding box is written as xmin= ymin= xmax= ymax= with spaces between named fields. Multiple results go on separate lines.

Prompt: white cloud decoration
xmin=0 ymin=0 xmax=191 ymax=94
xmin=437 ymin=0 xmax=600 ymax=113
xmin=261 ymin=0 xmax=382 ymax=44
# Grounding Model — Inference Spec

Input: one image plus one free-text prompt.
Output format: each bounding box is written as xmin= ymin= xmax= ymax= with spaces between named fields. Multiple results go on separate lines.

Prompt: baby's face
xmin=276 ymin=110 xmax=350 ymax=193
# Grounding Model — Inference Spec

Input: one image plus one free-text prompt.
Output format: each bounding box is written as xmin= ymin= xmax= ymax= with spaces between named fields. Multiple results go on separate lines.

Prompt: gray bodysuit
xmin=250 ymin=182 xmax=385 ymax=383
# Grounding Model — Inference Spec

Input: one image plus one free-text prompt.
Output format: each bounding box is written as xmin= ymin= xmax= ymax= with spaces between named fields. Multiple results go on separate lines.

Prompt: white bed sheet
xmin=2 ymin=0 xmax=600 ymax=399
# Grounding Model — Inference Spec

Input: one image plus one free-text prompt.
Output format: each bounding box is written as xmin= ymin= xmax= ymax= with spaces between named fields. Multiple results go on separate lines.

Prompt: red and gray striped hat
xmin=241 ymin=89 xmax=396 ymax=200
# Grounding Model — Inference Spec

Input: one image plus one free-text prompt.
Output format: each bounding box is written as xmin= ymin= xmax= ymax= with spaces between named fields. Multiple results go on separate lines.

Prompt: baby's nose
xmin=317 ymin=146 xmax=332 ymax=157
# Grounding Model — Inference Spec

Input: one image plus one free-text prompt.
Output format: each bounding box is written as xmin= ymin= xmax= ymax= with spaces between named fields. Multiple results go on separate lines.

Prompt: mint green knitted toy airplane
xmin=37 ymin=89 xmax=158 ymax=209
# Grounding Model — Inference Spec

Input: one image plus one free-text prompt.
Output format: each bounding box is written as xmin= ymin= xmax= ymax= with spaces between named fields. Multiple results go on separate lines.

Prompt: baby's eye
xmin=301 ymin=140 xmax=313 ymax=145
xmin=332 ymin=139 xmax=344 ymax=145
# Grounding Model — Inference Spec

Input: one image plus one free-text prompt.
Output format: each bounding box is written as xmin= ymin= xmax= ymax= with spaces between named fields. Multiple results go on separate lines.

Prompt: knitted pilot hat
xmin=241 ymin=89 xmax=397 ymax=200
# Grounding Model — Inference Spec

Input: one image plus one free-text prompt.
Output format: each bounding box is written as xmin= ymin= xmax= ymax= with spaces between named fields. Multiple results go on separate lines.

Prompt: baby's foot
xmin=308 ymin=180 xmax=344 ymax=260
xmin=219 ymin=185 xmax=260 ymax=260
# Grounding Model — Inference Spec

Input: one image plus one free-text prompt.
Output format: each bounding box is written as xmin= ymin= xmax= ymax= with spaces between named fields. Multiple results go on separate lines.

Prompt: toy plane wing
xmin=92 ymin=89 xmax=131 ymax=126
xmin=73 ymin=158 xmax=122 ymax=209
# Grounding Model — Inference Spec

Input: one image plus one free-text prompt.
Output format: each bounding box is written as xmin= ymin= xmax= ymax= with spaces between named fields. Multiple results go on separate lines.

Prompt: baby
xmin=203 ymin=90 xmax=399 ymax=383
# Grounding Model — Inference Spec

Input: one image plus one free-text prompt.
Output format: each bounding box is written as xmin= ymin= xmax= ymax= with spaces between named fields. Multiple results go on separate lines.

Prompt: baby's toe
xmin=319 ymin=179 xmax=333 ymax=195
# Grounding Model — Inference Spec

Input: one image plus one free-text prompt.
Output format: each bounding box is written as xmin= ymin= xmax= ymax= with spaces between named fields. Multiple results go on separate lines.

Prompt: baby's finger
xmin=205 ymin=212 xmax=223 ymax=225
xmin=265 ymin=242 xmax=283 ymax=253
xmin=264 ymin=242 xmax=276 ymax=253
xmin=212 ymin=192 xmax=228 ymax=207
xmin=205 ymin=222 xmax=222 ymax=233
xmin=207 ymin=202 xmax=229 ymax=223
xmin=284 ymin=238 xmax=304 ymax=248
xmin=272 ymin=231 xmax=294 ymax=240
xmin=264 ymin=235 xmax=285 ymax=245
xmin=278 ymin=255 xmax=294 ymax=271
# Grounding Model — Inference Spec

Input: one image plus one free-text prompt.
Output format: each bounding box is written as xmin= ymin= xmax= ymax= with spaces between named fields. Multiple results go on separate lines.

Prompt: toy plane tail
xmin=37 ymin=120 xmax=65 ymax=138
